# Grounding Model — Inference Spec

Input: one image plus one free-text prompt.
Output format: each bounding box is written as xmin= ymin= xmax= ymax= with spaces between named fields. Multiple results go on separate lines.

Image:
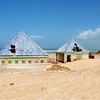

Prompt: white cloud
xmin=76 ymin=28 xmax=100 ymax=39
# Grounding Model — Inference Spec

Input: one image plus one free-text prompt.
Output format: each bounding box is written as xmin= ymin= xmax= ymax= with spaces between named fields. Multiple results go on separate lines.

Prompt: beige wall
xmin=95 ymin=55 xmax=100 ymax=59
xmin=0 ymin=56 xmax=48 ymax=67
xmin=48 ymin=52 xmax=56 ymax=62
xmin=47 ymin=52 xmax=89 ymax=63
xmin=65 ymin=52 xmax=89 ymax=62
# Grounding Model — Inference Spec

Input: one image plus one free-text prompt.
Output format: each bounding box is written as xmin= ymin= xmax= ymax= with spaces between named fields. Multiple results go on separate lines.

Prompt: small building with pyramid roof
xmin=56 ymin=39 xmax=89 ymax=63
xmin=46 ymin=39 xmax=89 ymax=63
xmin=0 ymin=32 xmax=48 ymax=68
xmin=1 ymin=32 xmax=47 ymax=55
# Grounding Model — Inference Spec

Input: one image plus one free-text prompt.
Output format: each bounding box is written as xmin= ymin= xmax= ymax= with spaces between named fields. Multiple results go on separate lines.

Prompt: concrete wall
xmin=82 ymin=53 xmax=89 ymax=59
xmin=47 ymin=52 xmax=89 ymax=63
xmin=0 ymin=56 xmax=48 ymax=68
xmin=59 ymin=52 xmax=89 ymax=62
xmin=67 ymin=52 xmax=89 ymax=60
xmin=66 ymin=52 xmax=77 ymax=61
xmin=48 ymin=52 xmax=56 ymax=63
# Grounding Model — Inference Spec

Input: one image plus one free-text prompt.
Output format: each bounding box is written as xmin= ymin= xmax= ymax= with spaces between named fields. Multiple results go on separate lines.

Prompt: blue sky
xmin=0 ymin=0 xmax=100 ymax=50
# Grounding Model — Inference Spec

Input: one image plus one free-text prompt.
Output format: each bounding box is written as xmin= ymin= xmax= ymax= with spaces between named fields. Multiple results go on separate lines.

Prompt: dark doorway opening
xmin=67 ymin=55 xmax=71 ymax=62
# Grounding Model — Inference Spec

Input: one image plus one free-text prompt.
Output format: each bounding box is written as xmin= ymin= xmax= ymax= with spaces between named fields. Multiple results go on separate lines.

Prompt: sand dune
xmin=64 ymin=59 xmax=100 ymax=70
xmin=0 ymin=59 xmax=100 ymax=100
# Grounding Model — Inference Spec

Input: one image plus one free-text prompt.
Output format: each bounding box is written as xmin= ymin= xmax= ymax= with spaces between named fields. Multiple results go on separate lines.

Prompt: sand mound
xmin=47 ymin=64 xmax=71 ymax=72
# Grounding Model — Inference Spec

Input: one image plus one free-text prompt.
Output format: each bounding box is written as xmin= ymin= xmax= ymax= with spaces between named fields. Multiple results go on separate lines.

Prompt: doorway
xmin=67 ymin=55 xmax=71 ymax=62
xmin=56 ymin=53 xmax=64 ymax=63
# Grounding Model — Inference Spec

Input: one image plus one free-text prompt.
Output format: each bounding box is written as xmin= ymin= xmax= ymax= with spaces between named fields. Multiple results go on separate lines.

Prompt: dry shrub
xmin=47 ymin=64 xmax=71 ymax=72
xmin=96 ymin=50 xmax=100 ymax=55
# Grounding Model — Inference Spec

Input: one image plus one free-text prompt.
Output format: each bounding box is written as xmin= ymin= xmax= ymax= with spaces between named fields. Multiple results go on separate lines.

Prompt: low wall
xmin=0 ymin=56 xmax=48 ymax=68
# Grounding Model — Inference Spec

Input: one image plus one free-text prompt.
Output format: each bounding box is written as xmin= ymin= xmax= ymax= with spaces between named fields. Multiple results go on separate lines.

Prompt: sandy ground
xmin=0 ymin=59 xmax=100 ymax=100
